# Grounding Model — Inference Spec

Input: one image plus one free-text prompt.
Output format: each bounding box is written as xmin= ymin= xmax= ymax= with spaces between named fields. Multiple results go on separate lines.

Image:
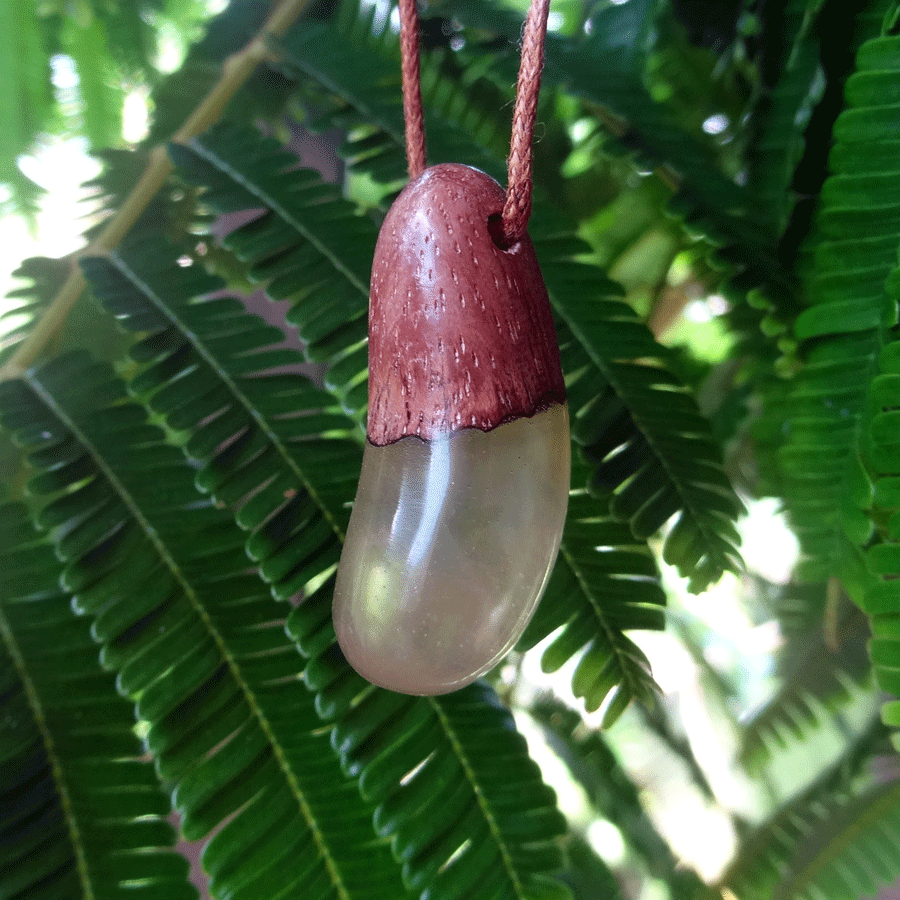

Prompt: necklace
xmin=333 ymin=0 xmax=570 ymax=695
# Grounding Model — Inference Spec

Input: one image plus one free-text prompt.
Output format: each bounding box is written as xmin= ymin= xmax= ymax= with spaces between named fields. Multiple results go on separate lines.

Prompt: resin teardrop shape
xmin=333 ymin=163 xmax=570 ymax=695
xmin=334 ymin=406 xmax=569 ymax=694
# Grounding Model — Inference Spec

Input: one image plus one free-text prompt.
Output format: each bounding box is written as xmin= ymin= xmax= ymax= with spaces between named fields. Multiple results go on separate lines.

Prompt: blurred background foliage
xmin=2 ymin=0 xmax=900 ymax=899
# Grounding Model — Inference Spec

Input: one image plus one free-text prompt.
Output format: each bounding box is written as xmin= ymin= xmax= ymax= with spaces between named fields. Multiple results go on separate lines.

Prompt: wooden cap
xmin=367 ymin=164 xmax=566 ymax=445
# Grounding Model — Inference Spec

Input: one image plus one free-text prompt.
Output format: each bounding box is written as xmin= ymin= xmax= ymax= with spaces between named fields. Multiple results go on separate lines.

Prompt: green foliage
xmin=743 ymin=0 xmax=825 ymax=235
xmin=0 ymin=0 xmax=53 ymax=213
xmin=531 ymin=698 xmax=716 ymax=900
xmin=738 ymin=582 xmax=873 ymax=764
xmin=723 ymin=717 xmax=896 ymax=900
xmin=440 ymin=0 xmax=791 ymax=301
xmin=518 ymin=459 xmax=665 ymax=719
xmin=773 ymin=25 xmax=900 ymax=591
xmin=0 ymin=0 xmax=209 ymax=216
xmin=169 ymin=124 xmax=375 ymax=420
xmin=3 ymin=0 xmax=900 ymax=898
xmin=0 ymin=355 xmax=414 ymax=900
xmin=0 ymin=256 xmax=67 ymax=366
xmin=0 ymin=500 xmax=195 ymax=900
xmin=865 ymin=326 xmax=900 ymax=750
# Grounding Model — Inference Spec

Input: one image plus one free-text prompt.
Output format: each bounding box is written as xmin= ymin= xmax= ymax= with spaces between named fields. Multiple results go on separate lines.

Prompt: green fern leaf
xmin=82 ymin=148 xmax=213 ymax=247
xmin=80 ymin=243 xmax=360 ymax=606
xmin=438 ymin=0 xmax=790 ymax=300
xmin=279 ymin=16 xmax=508 ymax=184
xmin=775 ymin=28 xmax=900 ymax=591
xmin=537 ymin=226 xmax=744 ymax=590
xmin=146 ymin=0 xmax=297 ymax=146
xmin=321 ymin=678 xmax=571 ymax=900
xmin=557 ymin=832 xmax=626 ymax=900
xmin=64 ymin=13 xmax=125 ymax=151
xmin=772 ymin=780 xmax=900 ymax=899
xmin=723 ymin=717 xmax=898 ymax=900
xmin=864 ymin=333 xmax=900 ymax=747
xmin=0 ymin=500 xmax=196 ymax=900
xmin=169 ymin=123 xmax=374 ymax=422
xmin=530 ymin=698 xmax=715 ymax=899
xmin=0 ymin=0 xmax=51 ymax=188
xmin=744 ymin=0 xmax=825 ymax=234
xmin=1 ymin=256 xmax=69 ymax=368
xmin=0 ymin=354 xmax=411 ymax=900
xmin=518 ymin=458 xmax=665 ymax=720
xmin=739 ymin=584 xmax=873 ymax=764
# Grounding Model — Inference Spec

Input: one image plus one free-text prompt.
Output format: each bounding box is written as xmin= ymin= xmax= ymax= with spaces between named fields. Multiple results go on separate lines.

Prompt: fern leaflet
xmin=0 ymin=355 xmax=410 ymax=900
xmin=0 ymin=501 xmax=196 ymax=900
xmin=774 ymin=28 xmax=900 ymax=592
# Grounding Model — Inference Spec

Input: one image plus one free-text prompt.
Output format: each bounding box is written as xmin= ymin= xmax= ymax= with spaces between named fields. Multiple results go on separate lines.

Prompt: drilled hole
xmin=487 ymin=213 xmax=515 ymax=251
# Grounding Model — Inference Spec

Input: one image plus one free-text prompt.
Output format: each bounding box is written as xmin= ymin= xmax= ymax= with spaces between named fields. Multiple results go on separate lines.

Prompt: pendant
xmin=333 ymin=164 xmax=570 ymax=695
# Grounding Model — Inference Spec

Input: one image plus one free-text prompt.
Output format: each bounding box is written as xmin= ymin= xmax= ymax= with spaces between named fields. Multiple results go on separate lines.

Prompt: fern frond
xmin=0 ymin=354 xmax=411 ymax=900
xmin=0 ymin=500 xmax=195 ymax=900
xmin=518 ymin=458 xmax=665 ymax=721
xmin=739 ymin=586 xmax=873 ymax=764
xmin=319 ymin=676 xmax=571 ymax=900
xmin=1 ymin=257 xmax=69 ymax=367
xmin=283 ymin=18 xmax=507 ymax=185
xmin=538 ymin=227 xmax=744 ymax=590
xmin=146 ymin=0 xmax=298 ymax=146
xmin=288 ymin=583 xmax=575 ymax=899
xmin=439 ymin=0 xmax=790 ymax=301
xmin=80 ymin=243 xmax=360 ymax=605
xmin=530 ymin=697 xmax=715 ymax=900
xmin=169 ymin=123 xmax=374 ymax=423
xmin=775 ymin=780 xmax=900 ymax=900
xmin=557 ymin=832 xmax=625 ymax=900
xmin=744 ymin=0 xmax=825 ymax=234
xmin=723 ymin=717 xmax=897 ymax=900
xmin=81 ymin=148 xmax=211 ymax=247
xmin=775 ymin=28 xmax=900 ymax=590
xmin=864 ymin=334 xmax=900 ymax=747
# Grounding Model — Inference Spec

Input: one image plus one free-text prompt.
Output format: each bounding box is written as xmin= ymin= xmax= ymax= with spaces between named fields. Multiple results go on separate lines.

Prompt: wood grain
xmin=367 ymin=164 xmax=566 ymax=445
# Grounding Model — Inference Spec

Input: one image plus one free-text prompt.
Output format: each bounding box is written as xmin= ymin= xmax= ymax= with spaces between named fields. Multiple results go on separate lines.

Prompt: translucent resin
xmin=333 ymin=404 xmax=570 ymax=695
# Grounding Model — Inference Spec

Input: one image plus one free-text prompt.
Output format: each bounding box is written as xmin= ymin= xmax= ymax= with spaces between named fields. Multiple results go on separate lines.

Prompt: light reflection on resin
xmin=333 ymin=405 xmax=570 ymax=695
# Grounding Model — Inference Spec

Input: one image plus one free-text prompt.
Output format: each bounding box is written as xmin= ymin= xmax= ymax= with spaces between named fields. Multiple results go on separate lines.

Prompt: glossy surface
xmin=334 ymin=405 xmax=570 ymax=695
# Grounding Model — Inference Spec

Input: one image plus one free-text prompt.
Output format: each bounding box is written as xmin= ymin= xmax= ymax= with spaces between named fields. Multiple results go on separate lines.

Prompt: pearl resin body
xmin=333 ymin=404 xmax=570 ymax=695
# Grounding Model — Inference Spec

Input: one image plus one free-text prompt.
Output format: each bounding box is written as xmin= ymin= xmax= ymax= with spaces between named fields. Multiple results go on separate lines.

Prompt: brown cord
xmin=399 ymin=0 xmax=427 ymax=179
xmin=502 ymin=0 xmax=551 ymax=245
xmin=398 ymin=0 xmax=550 ymax=241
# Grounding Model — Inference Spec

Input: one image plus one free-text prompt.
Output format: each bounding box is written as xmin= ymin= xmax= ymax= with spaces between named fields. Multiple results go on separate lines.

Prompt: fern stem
xmin=0 ymin=0 xmax=312 ymax=383
xmin=428 ymin=696 xmax=528 ymax=898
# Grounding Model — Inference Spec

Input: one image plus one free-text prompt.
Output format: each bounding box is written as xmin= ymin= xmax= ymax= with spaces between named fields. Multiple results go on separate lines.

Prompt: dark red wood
xmin=367 ymin=164 xmax=566 ymax=446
